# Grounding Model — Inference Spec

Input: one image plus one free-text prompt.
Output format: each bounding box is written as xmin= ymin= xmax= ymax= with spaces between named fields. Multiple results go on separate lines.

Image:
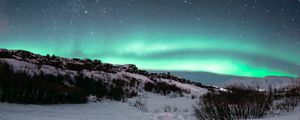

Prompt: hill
xmin=0 ymin=49 xmax=208 ymax=104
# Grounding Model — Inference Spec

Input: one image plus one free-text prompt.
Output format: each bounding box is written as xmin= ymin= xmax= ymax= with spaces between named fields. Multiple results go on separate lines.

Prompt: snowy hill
xmin=0 ymin=49 xmax=208 ymax=104
xmin=0 ymin=49 xmax=212 ymax=120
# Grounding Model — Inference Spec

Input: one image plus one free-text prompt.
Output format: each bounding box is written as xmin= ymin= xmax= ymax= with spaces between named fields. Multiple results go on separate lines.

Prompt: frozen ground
xmin=1 ymin=92 xmax=300 ymax=120
xmin=0 ymin=93 xmax=198 ymax=120
xmin=251 ymin=106 xmax=300 ymax=120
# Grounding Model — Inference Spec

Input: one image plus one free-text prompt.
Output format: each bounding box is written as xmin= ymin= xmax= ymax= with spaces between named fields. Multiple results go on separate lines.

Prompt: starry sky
xmin=0 ymin=0 xmax=300 ymax=78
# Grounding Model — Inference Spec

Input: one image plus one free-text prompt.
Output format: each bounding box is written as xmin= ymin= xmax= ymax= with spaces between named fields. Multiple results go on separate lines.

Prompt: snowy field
xmin=0 ymin=93 xmax=198 ymax=120
xmin=251 ymin=106 xmax=300 ymax=120
xmin=1 ymin=92 xmax=300 ymax=120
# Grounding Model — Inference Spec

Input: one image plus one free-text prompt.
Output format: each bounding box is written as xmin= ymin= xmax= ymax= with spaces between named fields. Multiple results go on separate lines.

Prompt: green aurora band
xmin=0 ymin=32 xmax=298 ymax=78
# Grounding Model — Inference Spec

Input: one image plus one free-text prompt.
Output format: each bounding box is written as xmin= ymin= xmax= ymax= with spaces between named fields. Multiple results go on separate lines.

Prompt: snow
xmin=224 ymin=76 xmax=300 ymax=90
xmin=159 ymin=79 xmax=208 ymax=95
xmin=1 ymin=91 xmax=300 ymax=120
xmin=0 ymin=58 xmax=68 ymax=77
xmin=81 ymin=69 xmax=114 ymax=81
xmin=219 ymin=88 xmax=228 ymax=92
xmin=0 ymin=102 xmax=147 ymax=120
xmin=250 ymin=106 xmax=300 ymax=120
xmin=120 ymin=72 xmax=153 ymax=83
xmin=0 ymin=58 xmax=206 ymax=95
xmin=0 ymin=93 xmax=198 ymax=120
xmin=153 ymin=113 xmax=193 ymax=120
xmin=211 ymin=85 xmax=229 ymax=92
xmin=0 ymin=56 xmax=209 ymax=120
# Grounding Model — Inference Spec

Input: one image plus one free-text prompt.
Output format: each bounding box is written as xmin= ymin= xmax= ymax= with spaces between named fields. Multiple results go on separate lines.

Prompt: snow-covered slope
xmin=0 ymin=49 xmax=207 ymax=95
xmin=225 ymin=76 xmax=300 ymax=90
xmin=0 ymin=49 xmax=210 ymax=120
xmin=159 ymin=78 xmax=207 ymax=95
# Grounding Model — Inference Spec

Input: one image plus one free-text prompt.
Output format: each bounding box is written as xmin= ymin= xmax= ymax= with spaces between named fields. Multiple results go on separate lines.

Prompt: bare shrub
xmin=272 ymin=97 xmax=298 ymax=113
xmin=271 ymin=86 xmax=300 ymax=113
xmin=193 ymin=87 xmax=273 ymax=120
xmin=130 ymin=96 xmax=148 ymax=112
xmin=162 ymin=105 xmax=181 ymax=112
xmin=191 ymin=94 xmax=197 ymax=99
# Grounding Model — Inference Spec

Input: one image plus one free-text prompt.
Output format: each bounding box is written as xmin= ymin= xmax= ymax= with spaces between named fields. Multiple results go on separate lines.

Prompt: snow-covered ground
xmin=0 ymin=93 xmax=199 ymax=120
xmin=250 ymin=106 xmax=300 ymax=120
xmin=2 ymin=92 xmax=300 ymax=120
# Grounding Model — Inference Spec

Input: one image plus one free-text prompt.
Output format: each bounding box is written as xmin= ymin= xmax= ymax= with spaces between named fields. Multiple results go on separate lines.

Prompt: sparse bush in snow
xmin=162 ymin=105 xmax=172 ymax=112
xmin=0 ymin=62 xmax=141 ymax=104
xmin=0 ymin=62 xmax=87 ymax=104
xmin=191 ymin=94 xmax=197 ymax=99
xmin=129 ymin=96 xmax=148 ymax=112
xmin=162 ymin=105 xmax=181 ymax=112
xmin=144 ymin=81 xmax=184 ymax=96
xmin=193 ymin=87 xmax=273 ymax=120
xmin=87 ymin=95 xmax=103 ymax=102
xmin=272 ymin=97 xmax=298 ymax=113
xmin=154 ymin=105 xmax=184 ymax=113
xmin=193 ymin=86 xmax=300 ymax=120
xmin=270 ymin=86 xmax=300 ymax=113
xmin=168 ymin=92 xmax=182 ymax=98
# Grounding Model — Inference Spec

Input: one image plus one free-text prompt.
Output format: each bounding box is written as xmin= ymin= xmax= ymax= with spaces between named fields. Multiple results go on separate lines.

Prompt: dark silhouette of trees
xmin=193 ymin=88 xmax=273 ymax=120
xmin=0 ymin=62 xmax=142 ymax=104
xmin=193 ymin=86 xmax=300 ymax=120
xmin=0 ymin=62 xmax=87 ymax=104
xmin=75 ymin=73 xmax=107 ymax=98
xmin=144 ymin=81 xmax=184 ymax=96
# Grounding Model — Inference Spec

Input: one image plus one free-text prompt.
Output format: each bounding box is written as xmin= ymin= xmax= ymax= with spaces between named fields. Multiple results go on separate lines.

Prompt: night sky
xmin=0 ymin=0 xmax=300 ymax=78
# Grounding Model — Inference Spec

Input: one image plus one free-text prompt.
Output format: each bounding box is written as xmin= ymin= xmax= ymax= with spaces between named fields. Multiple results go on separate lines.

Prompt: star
xmin=291 ymin=18 xmax=295 ymax=21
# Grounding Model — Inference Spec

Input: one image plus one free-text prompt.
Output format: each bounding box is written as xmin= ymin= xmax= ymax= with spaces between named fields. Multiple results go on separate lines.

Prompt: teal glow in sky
xmin=0 ymin=0 xmax=300 ymax=78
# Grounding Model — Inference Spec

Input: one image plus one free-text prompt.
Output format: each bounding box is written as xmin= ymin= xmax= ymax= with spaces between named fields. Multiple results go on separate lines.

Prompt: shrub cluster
xmin=129 ymin=96 xmax=148 ymax=112
xmin=0 ymin=62 xmax=138 ymax=104
xmin=0 ymin=63 xmax=87 ymax=104
xmin=193 ymin=87 xmax=300 ymax=120
xmin=194 ymin=88 xmax=272 ymax=120
xmin=144 ymin=81 xmax=184 ymax=96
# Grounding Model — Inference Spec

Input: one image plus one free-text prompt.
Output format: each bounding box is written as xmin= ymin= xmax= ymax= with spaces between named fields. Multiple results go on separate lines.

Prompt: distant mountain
xmin=0 ymin=49 xmax=208 ymax=104
xmin=224 ymin=76 xmax=300 ymax=90
xmin=149 ymin=70 xmax=244 ymax=86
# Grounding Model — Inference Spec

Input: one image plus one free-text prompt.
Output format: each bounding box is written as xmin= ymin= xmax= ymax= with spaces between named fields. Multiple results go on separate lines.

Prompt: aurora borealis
xmin=0 ymin=0 xmax=300 ymax=78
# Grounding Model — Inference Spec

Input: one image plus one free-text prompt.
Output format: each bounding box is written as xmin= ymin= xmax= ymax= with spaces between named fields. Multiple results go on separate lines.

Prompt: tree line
xmin=0 ymin=62 xmax=138 ymax=104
